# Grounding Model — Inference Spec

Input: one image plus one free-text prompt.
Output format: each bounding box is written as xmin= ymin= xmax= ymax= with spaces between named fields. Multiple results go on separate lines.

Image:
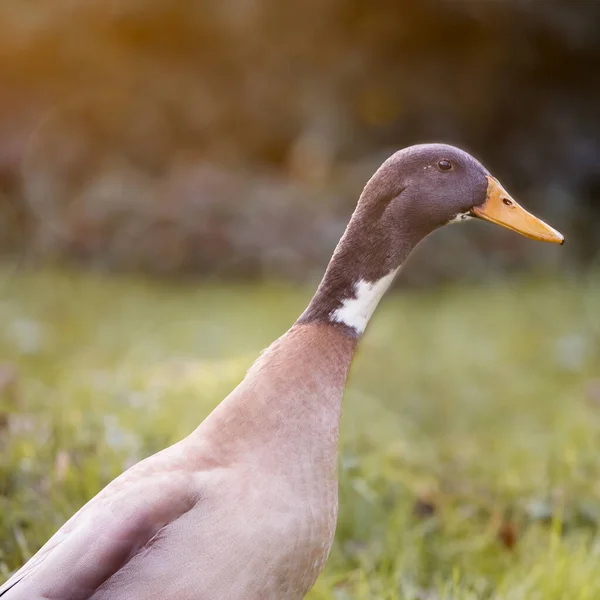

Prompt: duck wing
xmin=0 ymin=454 xmax=197 ymax=600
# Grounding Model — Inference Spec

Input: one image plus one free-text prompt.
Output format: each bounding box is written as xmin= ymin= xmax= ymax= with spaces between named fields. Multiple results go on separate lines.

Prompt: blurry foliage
xmin=1 ymin=268 xmax=600 ymax=597
xmin=0 ymin=0 xmax=598 ymax=281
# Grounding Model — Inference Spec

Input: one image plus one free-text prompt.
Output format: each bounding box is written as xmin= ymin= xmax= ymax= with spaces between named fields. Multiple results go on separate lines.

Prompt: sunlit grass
xmin=1 ymin=266 xmax=599 ymax=597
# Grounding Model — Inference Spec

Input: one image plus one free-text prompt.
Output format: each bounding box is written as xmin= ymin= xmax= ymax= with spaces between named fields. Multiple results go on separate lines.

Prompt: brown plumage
xmin=0 ymin=144 xmax=563 ymax=600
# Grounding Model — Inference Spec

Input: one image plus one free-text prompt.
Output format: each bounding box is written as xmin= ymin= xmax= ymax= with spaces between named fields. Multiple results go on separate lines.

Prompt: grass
xmin=1 ymin=265 xmax=600 ymax=598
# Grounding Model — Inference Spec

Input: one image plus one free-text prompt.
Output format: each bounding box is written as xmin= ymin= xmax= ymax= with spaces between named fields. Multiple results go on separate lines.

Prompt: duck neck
xmin=298 ymin=198 xmax=426 ymax=337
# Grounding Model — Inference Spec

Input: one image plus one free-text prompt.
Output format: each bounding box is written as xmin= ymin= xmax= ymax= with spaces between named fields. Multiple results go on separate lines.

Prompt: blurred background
xmin=0 ymin=0 xmax=598 ymax=282
xmin=1 ymin=1 xmax=600 ymax=598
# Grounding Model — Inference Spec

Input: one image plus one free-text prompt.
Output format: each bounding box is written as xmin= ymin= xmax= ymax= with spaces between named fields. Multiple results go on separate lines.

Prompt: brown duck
xmin=0 ymin=144 xmax=563 ymax=600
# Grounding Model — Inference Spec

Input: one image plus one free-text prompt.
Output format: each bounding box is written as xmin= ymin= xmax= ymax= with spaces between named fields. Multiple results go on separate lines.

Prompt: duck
xmin=0 ymin=144 xmax=563 ymax=600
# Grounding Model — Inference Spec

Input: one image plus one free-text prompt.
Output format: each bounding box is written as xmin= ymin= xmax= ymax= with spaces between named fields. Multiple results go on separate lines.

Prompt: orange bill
xmin=472 ymin=176 xmax=564 ymax=244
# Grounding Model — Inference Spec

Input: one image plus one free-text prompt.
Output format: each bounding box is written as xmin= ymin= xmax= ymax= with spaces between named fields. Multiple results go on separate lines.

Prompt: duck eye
xmin=438 ymin=160 xmax=452 ymax=171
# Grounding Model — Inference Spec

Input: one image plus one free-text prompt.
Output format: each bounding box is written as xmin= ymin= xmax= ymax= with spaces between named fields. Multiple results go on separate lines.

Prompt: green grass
xmin=1 ymin=266 xmax=600 ymax=598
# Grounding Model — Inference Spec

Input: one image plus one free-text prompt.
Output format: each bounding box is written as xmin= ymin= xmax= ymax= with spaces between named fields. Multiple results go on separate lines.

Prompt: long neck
xmin=193 ymin=184 xmax=430 ymax=459
xmin=298 ymin=198 xmax=425 ymax=337
xmin=193 ymin=323 xmax=356 ymax=468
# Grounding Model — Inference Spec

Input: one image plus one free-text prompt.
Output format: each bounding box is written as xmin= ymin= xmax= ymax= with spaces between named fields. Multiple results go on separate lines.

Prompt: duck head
xmin=300 ymin=143 xmax=564 ymax=336
xmin=360 ymin=143 xmax=564 ymax=245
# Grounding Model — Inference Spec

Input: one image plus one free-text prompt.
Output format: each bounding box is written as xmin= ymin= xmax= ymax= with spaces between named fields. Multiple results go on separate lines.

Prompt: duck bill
xmin=472 ymin=176 xmax=564 ymax=244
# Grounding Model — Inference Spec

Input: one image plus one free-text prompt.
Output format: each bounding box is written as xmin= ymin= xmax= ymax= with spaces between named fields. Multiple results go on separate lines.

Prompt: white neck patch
xmin=330 ymin=268 xmax=399 ymax=335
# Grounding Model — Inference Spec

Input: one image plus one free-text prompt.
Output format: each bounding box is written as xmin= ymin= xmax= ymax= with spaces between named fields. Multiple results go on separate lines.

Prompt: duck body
xmin=0 ymin=144 xmax=563 ymax=599
xmin=1 ymin=325 xmax=355 ymax=600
